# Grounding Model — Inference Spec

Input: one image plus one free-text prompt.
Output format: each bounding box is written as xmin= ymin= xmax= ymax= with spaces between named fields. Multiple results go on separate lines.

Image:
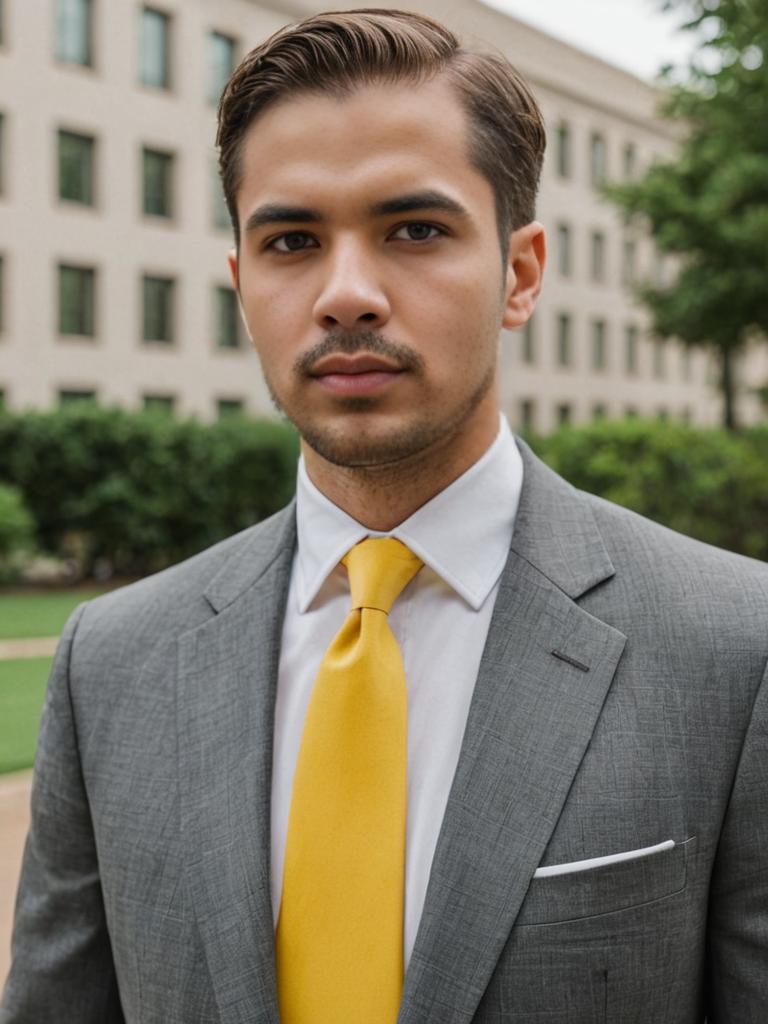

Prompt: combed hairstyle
xmin=216 ymin=8 xmax=546 ymax=254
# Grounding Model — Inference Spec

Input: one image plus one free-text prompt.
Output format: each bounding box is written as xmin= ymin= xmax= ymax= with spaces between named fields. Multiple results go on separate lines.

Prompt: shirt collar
xmin=294 ymin=415 xmax=524 ymax=612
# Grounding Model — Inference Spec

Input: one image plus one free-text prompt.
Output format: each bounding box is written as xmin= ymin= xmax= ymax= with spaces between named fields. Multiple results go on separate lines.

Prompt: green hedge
xmin=529 ymin=419 xmax=768 ymax=562
xmin=0 ymin=406 xmax=300 ymax=576
xmin=1 ymin=410 xmax=765 ymax=575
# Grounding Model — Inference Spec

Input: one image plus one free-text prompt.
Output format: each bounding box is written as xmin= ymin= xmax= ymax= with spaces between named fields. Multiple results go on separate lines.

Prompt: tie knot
xmin=342 ymin=538 xmax=423 ymax=614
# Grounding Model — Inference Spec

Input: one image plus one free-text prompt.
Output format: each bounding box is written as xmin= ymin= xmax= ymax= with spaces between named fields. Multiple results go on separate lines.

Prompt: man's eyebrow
xmin=244 ymin=204 xmax=323 ymax=233
xmin=369 ymin=191 xmax=470 ymax=218
xmin=243 ymin=191 xmax=469 ymax=234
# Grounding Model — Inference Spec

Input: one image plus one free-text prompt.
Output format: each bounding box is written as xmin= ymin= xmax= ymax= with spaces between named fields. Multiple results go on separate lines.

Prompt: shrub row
xmin=529 ymin=419 xmax=768 ymax=563
xmin=0 ymin=406 xmax=300 ymax=576
xmin=0 ymin=410 xmax=766 ymax=577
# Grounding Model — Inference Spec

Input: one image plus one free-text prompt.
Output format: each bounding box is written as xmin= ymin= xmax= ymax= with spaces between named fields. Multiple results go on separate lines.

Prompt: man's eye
xmin=393 ymin=223 xmax=442 ymax=242
xmin=270 ymin=232 xmax=316 ymax=253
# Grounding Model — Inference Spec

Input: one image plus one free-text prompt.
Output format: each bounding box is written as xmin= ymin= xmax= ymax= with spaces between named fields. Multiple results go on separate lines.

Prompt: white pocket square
xmin=533 ymin=839 xmax=675 ymax=878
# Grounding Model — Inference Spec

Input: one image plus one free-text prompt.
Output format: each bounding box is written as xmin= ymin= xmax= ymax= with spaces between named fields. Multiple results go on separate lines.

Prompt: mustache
xmin=294 ymin=330 xmax=425 ymax=376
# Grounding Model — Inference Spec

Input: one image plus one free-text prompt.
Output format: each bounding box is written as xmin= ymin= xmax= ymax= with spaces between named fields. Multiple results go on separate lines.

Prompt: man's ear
xmin=227 ymin=249 xmax=239 ymax=292
xmin=502 ymin=221 xmax=546 ymax=330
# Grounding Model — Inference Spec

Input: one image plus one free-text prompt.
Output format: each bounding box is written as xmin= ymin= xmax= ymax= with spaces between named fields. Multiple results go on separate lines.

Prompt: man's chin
xmin=298 ymin=421 xmax=442 ymax=470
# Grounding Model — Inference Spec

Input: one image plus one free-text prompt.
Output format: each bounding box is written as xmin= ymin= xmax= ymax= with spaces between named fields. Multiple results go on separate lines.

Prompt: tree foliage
xmin=607 ymin=0 xmax=768 ymax=428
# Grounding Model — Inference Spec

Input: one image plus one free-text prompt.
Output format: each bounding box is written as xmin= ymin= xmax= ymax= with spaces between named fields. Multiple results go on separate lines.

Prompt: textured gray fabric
xmin=2 ymin=440 xmax=767 ymax=1023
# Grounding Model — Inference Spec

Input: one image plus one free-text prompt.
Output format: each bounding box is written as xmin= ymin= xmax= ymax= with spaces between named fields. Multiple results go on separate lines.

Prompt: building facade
xmin=0 ymin=0 xmax=764 ymax=430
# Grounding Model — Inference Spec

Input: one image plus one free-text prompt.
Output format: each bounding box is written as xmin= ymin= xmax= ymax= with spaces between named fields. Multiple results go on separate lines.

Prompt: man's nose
xmin=312 ymin=240 xmax=391 ymax=330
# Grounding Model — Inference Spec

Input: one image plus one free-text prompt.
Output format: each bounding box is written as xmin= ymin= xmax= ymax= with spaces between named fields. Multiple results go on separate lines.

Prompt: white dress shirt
xmin=271 ymin=415 xmax=524 ymax=968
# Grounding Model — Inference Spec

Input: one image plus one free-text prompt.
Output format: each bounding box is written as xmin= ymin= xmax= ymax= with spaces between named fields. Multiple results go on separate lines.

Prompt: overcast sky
xmin=483 ymin=0 xmax=700 ymax=80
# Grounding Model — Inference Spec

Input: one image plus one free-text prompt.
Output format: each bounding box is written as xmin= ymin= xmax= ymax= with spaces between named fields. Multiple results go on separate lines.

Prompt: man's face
xmin=230 ymin=76 xmax=541 ymax=469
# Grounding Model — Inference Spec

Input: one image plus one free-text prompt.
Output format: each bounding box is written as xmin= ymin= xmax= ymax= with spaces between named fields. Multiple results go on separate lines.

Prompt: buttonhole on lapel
xmin=551 ymin=649 xmax=590 ymax=672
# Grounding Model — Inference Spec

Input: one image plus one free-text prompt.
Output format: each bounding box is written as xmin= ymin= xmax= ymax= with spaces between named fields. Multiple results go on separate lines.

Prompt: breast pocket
xmin=517 ymin=836 xmax=695 ymax=926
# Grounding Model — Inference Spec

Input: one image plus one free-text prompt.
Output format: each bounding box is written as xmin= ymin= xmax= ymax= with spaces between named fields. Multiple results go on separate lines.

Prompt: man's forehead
xmin=236 ymin=77 xmax=487 ymax=221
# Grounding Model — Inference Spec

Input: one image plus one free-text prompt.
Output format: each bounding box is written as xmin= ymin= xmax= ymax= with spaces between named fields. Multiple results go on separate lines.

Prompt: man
xmin=2 ymin=8 xmax=767 ymax=1022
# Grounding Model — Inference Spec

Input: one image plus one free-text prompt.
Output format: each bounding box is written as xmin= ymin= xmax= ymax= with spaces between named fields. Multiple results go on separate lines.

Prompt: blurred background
xmin=1 ymin=0 xmax=767 ymax=986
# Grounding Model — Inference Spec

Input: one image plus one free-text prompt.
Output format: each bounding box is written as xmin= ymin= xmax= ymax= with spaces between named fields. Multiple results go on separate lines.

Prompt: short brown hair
xmin=217 ymin=8 xmax=546 ymax=251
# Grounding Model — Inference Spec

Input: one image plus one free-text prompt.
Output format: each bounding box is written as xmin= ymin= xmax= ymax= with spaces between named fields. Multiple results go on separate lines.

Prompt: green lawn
xmin=0 ymin=590 xmax=109 ymax=639
xmin=0 ymin=657 xmax=52 ymax=773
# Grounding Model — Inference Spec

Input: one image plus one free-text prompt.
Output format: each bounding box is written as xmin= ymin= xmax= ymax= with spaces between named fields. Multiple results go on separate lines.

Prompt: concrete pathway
xmin=0 ymin=637 xmax=58 ymax=659
xmin=0 ymin=769 xmax=32 ymax=992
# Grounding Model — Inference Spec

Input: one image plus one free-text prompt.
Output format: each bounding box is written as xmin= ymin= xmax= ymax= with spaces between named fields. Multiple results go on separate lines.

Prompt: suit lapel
xmin=177 ymin=507 xmax=296 ymax=1024
xmin=398 ymin=443 xmax=627 ymax=1024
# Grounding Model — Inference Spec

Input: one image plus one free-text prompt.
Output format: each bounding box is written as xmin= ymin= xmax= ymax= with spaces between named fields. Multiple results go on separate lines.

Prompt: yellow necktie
xmin=276 ymin=537 xmax=423 ymax=1024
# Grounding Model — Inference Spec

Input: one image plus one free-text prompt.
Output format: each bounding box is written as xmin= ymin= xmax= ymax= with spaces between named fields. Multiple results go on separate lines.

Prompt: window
xmin=556 ymin=313 xmax=571 ymax=367
xmin=139 ymin=7 xmax=170 ymax=89
xmin=212 ymin=157 xmax=230 ymax=230
xmin=59 ymin=388 xmax=96 ymax=406
xmin=682 ymin=406 xmax=692 ymax=425
xmin=0 ymin=389 xmax=5 ymax=411
xmin=591 ymin=319 xmax=607 ymax=370
xmin=590 ymin=132 xmax=606 ymax=187
xmin=215 ymin=286 xmax=240 ymax=347
xmin=521 ymin=317 xmax=535 ymax=364
xmin=625 ymin=324 xmax=638 ymax=375
xmin=624 ymin=406 xmax=638 ymax=419
xmin=556 ymin=403 xmax=572 ymax=426
xmin=590 ymin=231 xmax=606 ymax=283
xmin=623 ymin=142 xmax=637 ymax=180
xmin=556 ymin=122 xmax=570 ymax=179
xmin=519 ymin=398 xmax=535 ymax=433
xmin=142 ymin=275 xmax=174 ymax=342
xmin=58 ymin=130 xmax=95 ymax=205
xmin=592 ymin=403 xmax=606 ymax=421
xmin=218 ymin=398 xmax=245 ymax=419
xmin=208 ymin=31 xmax=236 ymax=104
xmin=0 ymin=113 xmax=5 ymax=195
xmin=681 ymin=345 xmax=692 ymax=382
xmin=653 ymin=339 xmax=665 ymax=379
xmin=58 ymin=264 xmax=95 ymax=336
xmin=142 ymin=148 xmax=173 ymax=217
xmin=656 ymin=407 xmax=668 ymax=421
xmin=556 ymin=223 xmax=571 ymax=277
xmin=143 ymin=393 xmax=175 ymax=415
xmin=622 ymin=239 xmax=637 ymax=286
xmin=55 ymin=0 xmax=92 ymax=67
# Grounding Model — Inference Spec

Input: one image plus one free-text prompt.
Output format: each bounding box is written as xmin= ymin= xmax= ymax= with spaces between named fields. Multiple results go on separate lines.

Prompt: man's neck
xmin=302 ymin=415 xmax=500 ymax=532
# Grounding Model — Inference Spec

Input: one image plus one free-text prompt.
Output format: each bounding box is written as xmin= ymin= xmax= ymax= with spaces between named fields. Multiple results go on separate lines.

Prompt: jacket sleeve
xmin=705 ymin=656 xmax=768 ymax=1022
xmin=0 ymin=604 xmax=125 ymax=1023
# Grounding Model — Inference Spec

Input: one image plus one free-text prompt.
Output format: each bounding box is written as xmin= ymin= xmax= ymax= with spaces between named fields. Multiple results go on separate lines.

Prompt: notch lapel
xmin=177 ymin=507 xmax=296 ymax=1024
xmin=398 ymin=443 xmax=627 ymax=1024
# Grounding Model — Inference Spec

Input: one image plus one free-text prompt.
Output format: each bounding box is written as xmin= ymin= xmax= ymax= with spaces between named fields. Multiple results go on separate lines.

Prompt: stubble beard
xmin=263 ymin=328 xmax=496 ymax=471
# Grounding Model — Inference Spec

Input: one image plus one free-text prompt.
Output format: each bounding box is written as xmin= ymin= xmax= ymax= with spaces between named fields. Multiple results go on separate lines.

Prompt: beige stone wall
xmin=0 ymin=0 xmax=762 ymax=429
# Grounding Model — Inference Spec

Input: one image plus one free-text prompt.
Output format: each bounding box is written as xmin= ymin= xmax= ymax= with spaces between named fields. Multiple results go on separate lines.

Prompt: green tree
xmin=608 ymin=0 xmax=768 ymax=429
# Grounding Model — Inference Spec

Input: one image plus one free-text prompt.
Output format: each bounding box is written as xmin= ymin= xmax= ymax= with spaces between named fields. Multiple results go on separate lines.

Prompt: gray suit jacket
xmin=3 ymin=441 xmax=768 ymax=1023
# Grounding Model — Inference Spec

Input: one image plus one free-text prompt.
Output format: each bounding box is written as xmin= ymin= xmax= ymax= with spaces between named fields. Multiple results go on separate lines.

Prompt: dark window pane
xmin=217 ymin=398 xmax=244 ymax=419
xmin=208 ymin=31 xmax=236 ymax=104
xmin=143 ymin=148 xmax=173 ymax=217
xmin=58 ymin=130 xmax=94 ymax=204
xmin=556 ymin=403 xmax=571 ymax=426
xmin=212 ymin=158 xmax=230 ymax=230
xmin=143 ymin=275 xmax=174 ymax=342
xmin=55 ymin=0 xmax=92 ymax=66
xmin=59 ymin=388 xmax=96 ymax=405
xmin=557 ymin=223 xmax=571 ymax=276
xmin=592 ymin=319 xmax=607 ymax=370
xmin=140 ymin=8 xmax=170 ymax=88
xmin=625 ymin=325 xmax=638 ymax=375
xmin=58 ymin=264 xmax=95 ymax=336
xmin=590 ymin=132 xmax=606 ymax=187
xmin=556 ymin=122 xmax=570 ymax=178
xmin=590 ymin=231 xmax=605 ymax=282
xmin=557 ymin=313 xmax=571 ymax=367
xmin=143 ymin=393 xmax=175 ymax=415
xmin=521 ymin=317 xmax=535 ymax=364
xmin=216 ymin=286 xmax=240 ymax=347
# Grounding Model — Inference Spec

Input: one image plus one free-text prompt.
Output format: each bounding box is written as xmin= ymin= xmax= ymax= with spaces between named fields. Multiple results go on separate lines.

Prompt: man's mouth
xmin=309 ymin=354 xmax=404 ymax=395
